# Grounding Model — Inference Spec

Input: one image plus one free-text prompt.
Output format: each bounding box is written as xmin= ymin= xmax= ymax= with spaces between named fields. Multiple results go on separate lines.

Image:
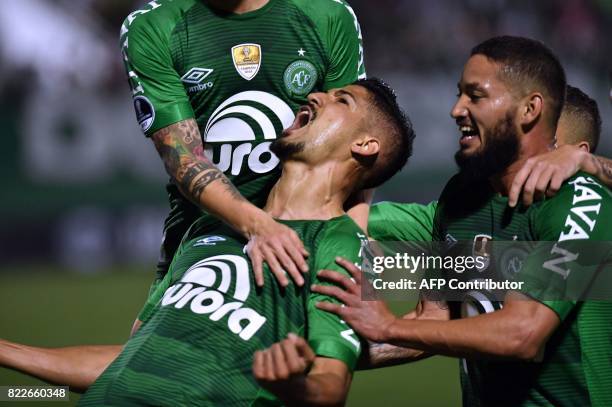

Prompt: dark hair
xmin=562 ymin=85 xmax=602 ymax=152
xmin=471 ymin=36 xmax=566 ymax=129
xmin=353 ymin=78 xmax=415 ymax=188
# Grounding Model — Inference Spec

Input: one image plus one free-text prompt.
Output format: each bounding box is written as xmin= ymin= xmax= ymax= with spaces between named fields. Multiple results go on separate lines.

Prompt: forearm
xmin=357 ymin=341 xmax=430 ymax=370
xmin=383 ymin=310 xmax=536 ymax=360
xmin=0 ymin=340 xmax=121 ymax=392
xmin=152 ymin=119 xmax=262 ymax=237
xmin=277 ymin=372 xmax=350 ymax=407
xmin=582 ymin=154 xmax=612 ymax=187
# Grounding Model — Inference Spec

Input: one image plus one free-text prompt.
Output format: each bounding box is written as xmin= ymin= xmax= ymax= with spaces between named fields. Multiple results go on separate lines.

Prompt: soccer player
xmin=556 ymin=85 xmax=601 ymax=153
xmin=121 ymin=0 xmax=367 ymax=317
xmin=316 ymin=36 xmax=612 ymax=406
xmin=367 ymin=84 xmax=605 ymax=243
xmin=73 ymin=79 xmax=414 ymax=405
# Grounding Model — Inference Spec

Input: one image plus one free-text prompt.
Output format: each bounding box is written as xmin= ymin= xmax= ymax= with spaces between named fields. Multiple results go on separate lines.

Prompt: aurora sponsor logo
xmin=204 ymin=91 xmax=294 ymax=176
xmin=161 ymin=254 xmax=266 ymax=341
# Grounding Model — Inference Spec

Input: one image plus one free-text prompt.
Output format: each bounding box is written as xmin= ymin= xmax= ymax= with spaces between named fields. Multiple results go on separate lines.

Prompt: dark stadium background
xmin=0 ymin=0 xmax=610 ymax=405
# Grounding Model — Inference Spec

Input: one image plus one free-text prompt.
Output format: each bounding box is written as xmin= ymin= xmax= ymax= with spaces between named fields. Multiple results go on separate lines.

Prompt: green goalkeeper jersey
xmin=433 ymin=172 xmax=612 ymax=407
xmin=120 ymin=0 xmax=365 ymax=283
xmin=79 ymin=215 xmax=366 ymax=406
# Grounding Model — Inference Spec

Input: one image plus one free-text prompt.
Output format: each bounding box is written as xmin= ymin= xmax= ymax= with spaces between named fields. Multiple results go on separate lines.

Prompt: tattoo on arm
xmin=151 ymin=119 xmax=244 ymax=203
xmin=596 ymin=156 xmax=612 ymax=184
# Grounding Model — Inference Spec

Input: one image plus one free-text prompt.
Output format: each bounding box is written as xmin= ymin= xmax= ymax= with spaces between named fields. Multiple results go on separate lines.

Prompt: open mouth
xmin=459 ymin=124 xmax=479 ymax=141
xmin=282 ymin=105 xmax=314 ymax=136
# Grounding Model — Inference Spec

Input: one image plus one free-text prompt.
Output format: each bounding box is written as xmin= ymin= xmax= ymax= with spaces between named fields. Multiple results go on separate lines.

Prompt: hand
xmin=246 ymin=213 xmax=309 ymax=287
xmin=313 ymin=257 xmax=396 ymax=343
xmin=509 ymin=145 xmax=588 ymax=207
xmin=253 ymin=334 xmax=315 ymax=396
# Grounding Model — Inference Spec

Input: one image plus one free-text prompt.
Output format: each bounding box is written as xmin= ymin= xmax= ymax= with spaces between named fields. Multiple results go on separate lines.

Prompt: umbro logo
xmin=181 ymin=67 xmax=214 ymax=94
xmin=181 ymin=67 xmax=213 ymax=84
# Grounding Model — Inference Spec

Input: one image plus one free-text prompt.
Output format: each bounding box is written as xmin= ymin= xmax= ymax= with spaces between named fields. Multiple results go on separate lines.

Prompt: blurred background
xmin=0 ymin=0 xmax=610 ymax=405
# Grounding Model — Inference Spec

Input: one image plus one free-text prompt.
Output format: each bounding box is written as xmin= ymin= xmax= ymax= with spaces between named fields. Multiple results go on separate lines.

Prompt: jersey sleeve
xmin=368 ymin=201 xmax=437 ymax=242
xmin=518 ymin=174 xmax=612 ymax=320
xmin=307 ymin=221 xmax=365 ymax=371
xmin=120 ymin=9 xmax=194 ymax=136
xmin=319 ymin=0 xmax=366 ymax=89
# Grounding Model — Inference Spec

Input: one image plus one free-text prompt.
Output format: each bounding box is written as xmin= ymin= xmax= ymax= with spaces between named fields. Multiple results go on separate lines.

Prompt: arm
xmin=315 ymin=263 xmax=560 ymax=361
xmin=122 ymin=11 xmax=307 ymax=287
xmin=253 ymin=334 xmax=352 ymax=406
xmin=509 ymin=145 xmax=612 ymax=207
xmin=0 ymin=340 xmax=121 ymax=393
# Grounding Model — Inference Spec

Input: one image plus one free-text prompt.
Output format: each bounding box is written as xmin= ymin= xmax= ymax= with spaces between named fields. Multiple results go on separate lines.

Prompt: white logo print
xmin=181 ymin=68 xmax=214 ymax=84
xmin=204 ymin=91 xmax=295 ymax=176
xmin=161 ymin=255 xmax=266 ymax=341
xmin=181 ymin=68 xmax=214 ymax=94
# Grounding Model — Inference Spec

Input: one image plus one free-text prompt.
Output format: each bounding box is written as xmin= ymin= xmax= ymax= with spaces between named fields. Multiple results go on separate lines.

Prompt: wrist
xmin=380 ymin=316 xmax=400 ymax=343
xmin=240 ymin=204 xmax=270 ymax=238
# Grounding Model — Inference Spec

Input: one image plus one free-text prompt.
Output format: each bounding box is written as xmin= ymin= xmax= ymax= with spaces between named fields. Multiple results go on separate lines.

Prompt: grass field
xmin=0 ymin=268 xmax=461 ymax=406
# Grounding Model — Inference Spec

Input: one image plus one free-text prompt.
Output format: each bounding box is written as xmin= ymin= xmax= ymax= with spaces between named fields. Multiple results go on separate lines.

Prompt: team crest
xmin=472 ymin=234 xmax=492 ymax=271
xmin=283 ymin=60 xmax=317 ymax=96
xmin=231 ymin=43 xmax=262 ymax=80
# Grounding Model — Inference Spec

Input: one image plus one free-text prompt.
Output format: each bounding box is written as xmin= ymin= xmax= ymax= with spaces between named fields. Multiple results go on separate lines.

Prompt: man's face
xmin=450 ymin=55 xmax=521 ymax=177
xmin=271 ymin=85 xmax=371 ymax=163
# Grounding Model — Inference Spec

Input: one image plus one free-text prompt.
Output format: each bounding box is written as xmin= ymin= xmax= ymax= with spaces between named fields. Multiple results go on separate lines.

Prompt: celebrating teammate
xmin=73 ymin=79 xmax=414 ymax=405
xmin=121 ymin=0 xmax=367 ymax=326
xmin=317 ymin=36 xmax=612 ymax=405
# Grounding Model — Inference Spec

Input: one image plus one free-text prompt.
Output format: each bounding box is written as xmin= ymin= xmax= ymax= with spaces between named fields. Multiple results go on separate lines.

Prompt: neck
xmin=264 ymin=161 xmax=355 ymax=221
xmin=490 ymin=128 xmax=554 ymax=195
xmin=206 ymin=0 xmax=269 ymax=13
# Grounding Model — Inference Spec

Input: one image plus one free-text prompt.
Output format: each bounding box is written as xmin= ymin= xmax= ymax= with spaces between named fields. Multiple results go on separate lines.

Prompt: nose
xmin=307 ymin=91 xmax=326 ymax=107
xmin=450 ymin=96 xmax=468 ymax=120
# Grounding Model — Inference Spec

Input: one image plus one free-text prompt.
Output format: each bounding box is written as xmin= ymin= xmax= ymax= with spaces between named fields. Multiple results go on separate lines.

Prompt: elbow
xmin=503 ymin=319 xmax=544 ymax=361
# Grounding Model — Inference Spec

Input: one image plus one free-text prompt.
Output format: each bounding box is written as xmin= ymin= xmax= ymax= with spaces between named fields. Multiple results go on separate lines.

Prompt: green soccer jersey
xmin=120 ymin=0 xmax=366 ymax=282
xmin=79 ymin=215 xmax=367 ymax=406
xmin=368 ymin=201 xmax=437 ymax=242
xmin=433 ymin=172 xmax=612 ymax=406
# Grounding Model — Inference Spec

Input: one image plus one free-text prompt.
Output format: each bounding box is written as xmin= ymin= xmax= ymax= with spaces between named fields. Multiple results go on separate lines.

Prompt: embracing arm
xmin=509 ymin=145 xmax=612 ymax=207
xmin=382 ymin=293 xmax=559 ymax=360
xmin=0 ymin=340 xmax=121 ymax=393
xmin=151 ymin=119 xmax=308 ymax=286
xmin=357 ymin=296 xmax=448 ymax=369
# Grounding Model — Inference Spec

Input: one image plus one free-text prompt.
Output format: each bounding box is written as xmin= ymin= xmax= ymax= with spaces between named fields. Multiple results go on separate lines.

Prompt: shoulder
xmin=120 ymin=0 xmax=196 ymax=41
xmin=315 ymin=216 xmax=366 ymax=255
xmin=289 ymin=0 xmax=357 ymax=21
xmin=289 ymin=0 xmax=360 ymax=39
xmin=534 ymin=172 xmax=612 ymax=240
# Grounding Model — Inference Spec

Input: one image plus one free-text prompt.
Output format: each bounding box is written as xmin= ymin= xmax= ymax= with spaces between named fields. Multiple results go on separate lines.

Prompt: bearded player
xmin=75 ymin=79 xmax=414 ymax=405
xmin=317 ymin=37 xmax=612 ymax=406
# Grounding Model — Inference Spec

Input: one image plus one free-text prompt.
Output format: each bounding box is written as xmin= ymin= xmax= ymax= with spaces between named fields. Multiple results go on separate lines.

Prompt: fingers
xmin=311 ymin=283 xmax=356 ymax=305
xmin=521 ymin=161 xmax=545 ymax=206
xmin=290 ymin=334 xmax=316 ymax=364
xmin=533 ymin=167 xmax=555 ymax=202
xmin=316 ymin=269 xmax=359 ymax=294
xmin=315 ymin=300 xmax=345 ymax=316
xmin=509 ymin=159 xmax=535 ymax=207
xmin=271 ymin=242 xmax=304 ymax=287
xmin=335 ymin=257 xmax=362 ymax=284
xmin=261 ymin=245 xmax=290 ymax=287
xmin=253 ymin=335 xmax=312 ymax=384
xmin=271 ymin=343 xmax=290 ymax=380
xmin=249 ymin=246 xmax=265 ymax=287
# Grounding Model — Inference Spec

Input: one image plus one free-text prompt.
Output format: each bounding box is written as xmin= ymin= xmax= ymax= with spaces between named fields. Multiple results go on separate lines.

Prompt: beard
xmin=270 ymin=138 xmax=306 ymax=161
xmin=454 ymin=113 xmax=520 ymax=180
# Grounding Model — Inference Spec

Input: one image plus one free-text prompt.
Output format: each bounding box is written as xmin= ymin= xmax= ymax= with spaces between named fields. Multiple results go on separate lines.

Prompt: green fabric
xmin=79 ymin=216 xmax=365 ymax=406
xmin=433 ymin=172 xmax=612 ymax=407
xmin=120 ymin=0 xmax=366 ymax=289
xmin=368 ymin=201 xmax=437 ymax=242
